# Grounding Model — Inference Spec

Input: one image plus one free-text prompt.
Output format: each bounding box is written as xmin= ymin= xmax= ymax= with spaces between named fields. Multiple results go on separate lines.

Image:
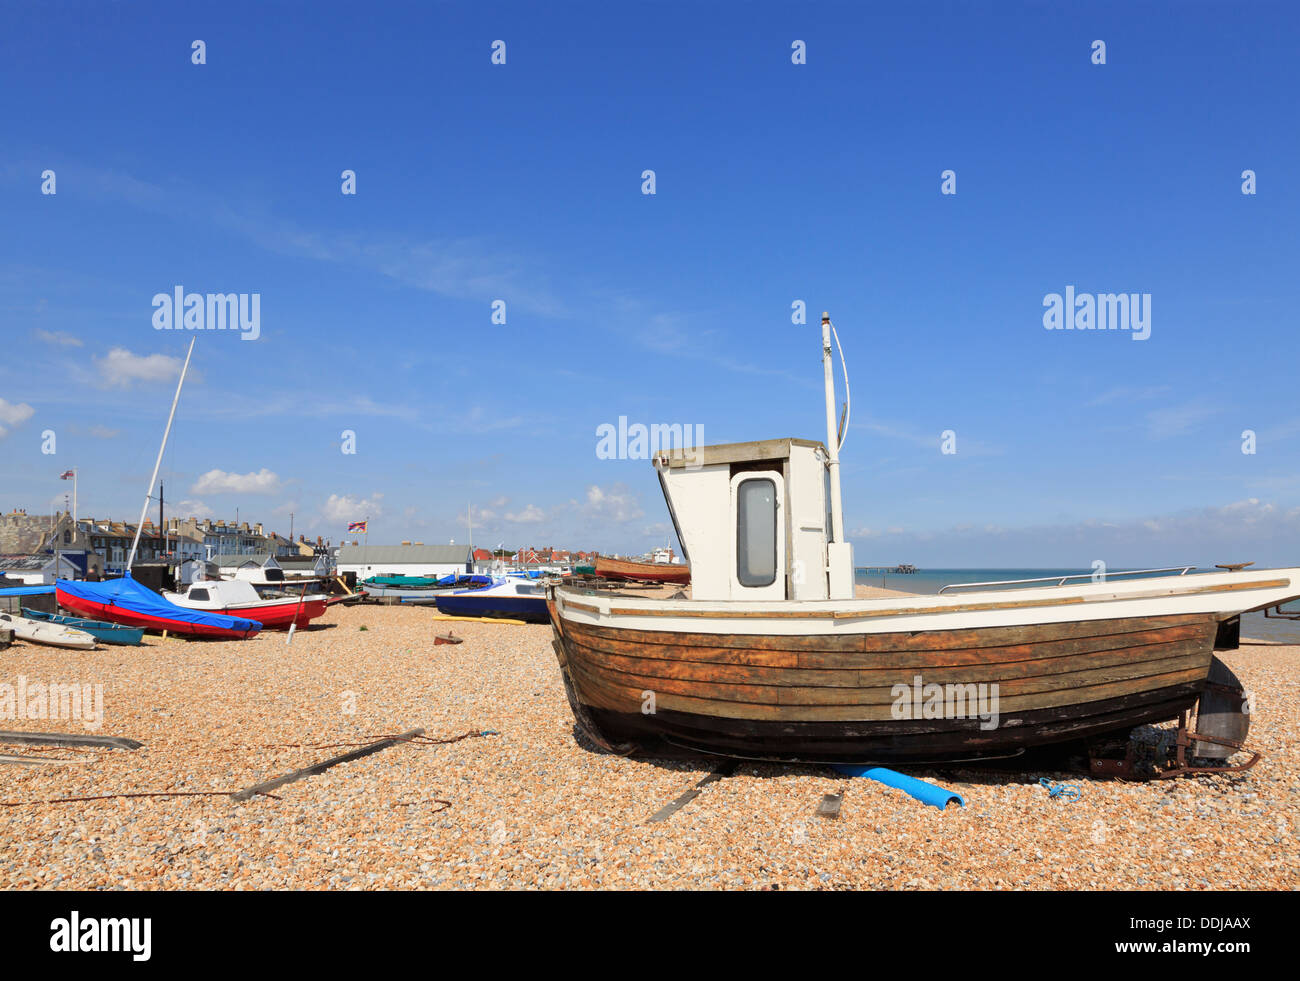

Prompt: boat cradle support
xmin=1088 ymin=705 xmax=1262 ymax=780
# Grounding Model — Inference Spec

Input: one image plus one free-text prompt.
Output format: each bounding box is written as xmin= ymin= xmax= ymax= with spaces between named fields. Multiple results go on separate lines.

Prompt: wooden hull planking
xmin=594 ymin=557 xmax=691 ymax=584
xmin=549 ymin=605 xmax=1222 ymax=763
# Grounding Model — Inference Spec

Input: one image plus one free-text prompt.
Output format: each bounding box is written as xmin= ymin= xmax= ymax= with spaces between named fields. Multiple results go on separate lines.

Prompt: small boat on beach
xmin=57 ymin=575 xmax=262 ymax=639
xmin=547 ymin=313 xmax=1300 ymax=769
xmin=363 ymin=574 xmax=492 ymax=603
xmin=164 ymin=579 xmax=328 ymax=630
xmin=593 ymin=556 xmax=690 ymax=584
xmin=0 ymin=611 xmax=96 ymax=650
xmin=54 ymin=340 xmax=261 ymax=641
xmin=363 ymin=574 xmax=442 ymax=588
xmin=22 ymin=608 xmax=144 ymax=646
xmin=434 ymin=576 xmax=550 ymax=623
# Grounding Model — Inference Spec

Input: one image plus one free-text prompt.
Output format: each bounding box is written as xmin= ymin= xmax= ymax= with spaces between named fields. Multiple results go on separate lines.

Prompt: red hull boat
xmin=56 ymin=576 xmax=261 ymax=639
xmin=225 ymin=596 xmax=328 ymax=629
xmin=165 ymin=580 xmax=329 ymax=630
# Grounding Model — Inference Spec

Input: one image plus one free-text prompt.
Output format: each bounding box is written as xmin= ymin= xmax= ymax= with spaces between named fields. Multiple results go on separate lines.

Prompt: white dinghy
xmin=0 ymin=611 xmax=96 ymax=650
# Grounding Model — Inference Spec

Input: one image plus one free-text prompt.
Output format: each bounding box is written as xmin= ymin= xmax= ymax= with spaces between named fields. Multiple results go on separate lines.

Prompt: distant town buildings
xmin=0 ymin=509 xmax=335 ymax=580
xmin=0 ymin=507 xmax=674 ymax=581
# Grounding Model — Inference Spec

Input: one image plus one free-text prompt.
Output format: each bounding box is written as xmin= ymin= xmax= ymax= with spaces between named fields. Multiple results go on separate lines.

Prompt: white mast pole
xmin=821 ymin=312 xmax=854 ymax=600
xmin=127 ymin=337 xmax=195 ymax=572
xmin=821 ymin=312 xmax=845 ymax=544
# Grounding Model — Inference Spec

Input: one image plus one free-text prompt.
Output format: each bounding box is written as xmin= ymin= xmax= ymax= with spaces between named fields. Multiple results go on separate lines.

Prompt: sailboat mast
xmin=127 ymin=337 xmax=195 ymax=571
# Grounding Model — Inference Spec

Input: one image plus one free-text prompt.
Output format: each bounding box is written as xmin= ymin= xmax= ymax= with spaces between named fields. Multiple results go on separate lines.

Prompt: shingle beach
xmin=2 ymin=593 xmax=1296 ymax=890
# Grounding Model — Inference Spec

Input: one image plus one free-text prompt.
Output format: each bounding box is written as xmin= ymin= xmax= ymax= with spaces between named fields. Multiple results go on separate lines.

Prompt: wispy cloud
xmin=1086 ymin=384 xmax=1171 ymax=407
xmin=580 ymin=483 xmax=644 ymax=523
xmin=853 ymin=416 xmax=1000 ymax=456
xmin=172 ymin=498 xmax=214 ymax=519
xmin=75 ymin=165 xmax=569 ymax=318
xmin=94 ymin=347 xmax=188 ymax=389
xmin=0 ymin=397 xmax=36 ymax=438
xmin=504 ymin=503 xmax=545 ymax=523
xmin=191 ymin=468 xmax=282 ymax=495
xmin=322 ymin=492 xmax=384 ymax=524
xmin=1145 ymin=402 xmax=1218 ymax=439
xmin=33 ymin=328 xmax=83 ymax=348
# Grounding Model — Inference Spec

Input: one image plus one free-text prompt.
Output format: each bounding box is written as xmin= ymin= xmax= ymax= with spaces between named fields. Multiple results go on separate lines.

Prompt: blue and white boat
xmin=363 ymin=574 xmax=492 ymax=604
xmin=432 ymin=576 xmax=549 ymax=623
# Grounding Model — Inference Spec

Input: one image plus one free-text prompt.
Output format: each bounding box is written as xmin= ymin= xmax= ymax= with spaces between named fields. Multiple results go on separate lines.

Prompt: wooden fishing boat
xmin=22 ymin=608 xmax=144 ymax=646
xmin=594 ymin=556 xmax=690 ymax=585
xmin=0 ymin=611 xmax=96 ymax=650
xmin=548 ymin=314 xmax=1300 ymax=767
xmin=549 ymin=568 xmax=1298 ymax=763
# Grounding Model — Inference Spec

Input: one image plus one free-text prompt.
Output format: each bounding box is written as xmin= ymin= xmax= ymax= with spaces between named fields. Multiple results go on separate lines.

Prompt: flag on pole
xmin=59 ymin=470 xmax=74 ymax=479
xmin=347 ymin=520 xmax=368 ymax=533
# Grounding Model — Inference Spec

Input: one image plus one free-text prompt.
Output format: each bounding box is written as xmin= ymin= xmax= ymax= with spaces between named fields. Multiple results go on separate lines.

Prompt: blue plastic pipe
xmin=833 ymin=765 xmax=966 ymax=810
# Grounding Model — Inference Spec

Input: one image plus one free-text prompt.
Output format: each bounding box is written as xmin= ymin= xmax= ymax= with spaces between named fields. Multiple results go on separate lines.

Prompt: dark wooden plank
xmin=565 ymin=624 xmax=1213 ymax=678
xmin=230 ymin=728 xmax=425 ymax=802
xmin=568 ymin=636 xmax=1210 ymax=706
xmin=566 ymin=656 xmax=1209 ymax=723
xmin=0 ymin=729 xmax=142 ymax=751
xmin=564 ymin=612 xmax=1215 ymax=656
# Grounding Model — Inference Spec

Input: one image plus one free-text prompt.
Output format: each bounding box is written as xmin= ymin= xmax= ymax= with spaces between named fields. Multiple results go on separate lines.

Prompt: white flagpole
xmin=127 ymin=338 xmax=195 ymax=572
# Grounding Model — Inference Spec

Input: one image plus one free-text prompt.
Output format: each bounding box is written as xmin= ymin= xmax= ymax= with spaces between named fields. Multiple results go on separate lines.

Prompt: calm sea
xmin=855 ymin=567 xmax=1300 ymax=644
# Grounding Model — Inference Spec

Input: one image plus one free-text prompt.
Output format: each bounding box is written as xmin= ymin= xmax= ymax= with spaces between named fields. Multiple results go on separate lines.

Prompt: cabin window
xmin=189 ymin=588 xmax=210 ymax=601
xmin=736 ymin=477 xmax=777 ymax=587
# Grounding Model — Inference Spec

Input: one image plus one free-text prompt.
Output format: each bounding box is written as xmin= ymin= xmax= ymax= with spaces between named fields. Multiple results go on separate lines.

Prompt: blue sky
xmin=2 ymin=1 xmax=1298 ymax=567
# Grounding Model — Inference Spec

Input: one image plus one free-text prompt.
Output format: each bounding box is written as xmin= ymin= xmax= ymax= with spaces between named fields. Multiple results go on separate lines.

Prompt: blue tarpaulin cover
xmin=56 ymin=574 xmax=260 ymax=633
xmin=0 ymin=585 xmax=56 ymax=597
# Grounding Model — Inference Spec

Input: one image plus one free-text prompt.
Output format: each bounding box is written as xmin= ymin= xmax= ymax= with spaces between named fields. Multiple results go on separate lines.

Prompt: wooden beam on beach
xmin=231 ymin=728 xmax=426 ymax=802
xmin=0 ymin=730 xmax=143 ymax=751
xmin=646 ymin=761 xmax=737 ymax=823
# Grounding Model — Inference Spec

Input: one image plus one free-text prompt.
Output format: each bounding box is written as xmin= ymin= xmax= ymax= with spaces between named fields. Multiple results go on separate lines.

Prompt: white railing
xmin=937 ymin=566 xmax=1196 ymax=595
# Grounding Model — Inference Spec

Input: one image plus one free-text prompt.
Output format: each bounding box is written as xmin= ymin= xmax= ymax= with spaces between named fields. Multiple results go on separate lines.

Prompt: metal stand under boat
xmin=1088 ymin=656 xmax=1260 ymax=780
